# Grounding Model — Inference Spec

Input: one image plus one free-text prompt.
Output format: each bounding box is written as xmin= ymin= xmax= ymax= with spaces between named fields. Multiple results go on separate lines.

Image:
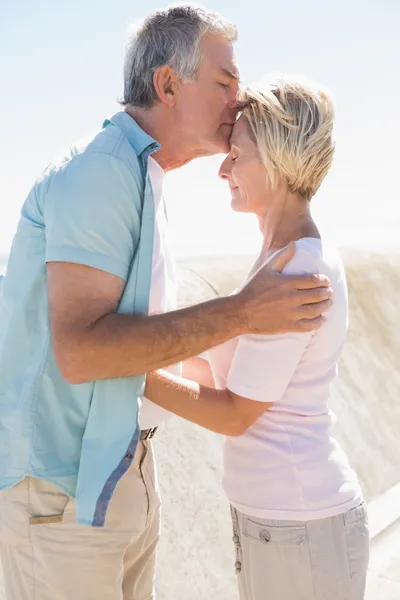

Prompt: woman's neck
xmin=257 ymin=189 xmax=320 ymax=262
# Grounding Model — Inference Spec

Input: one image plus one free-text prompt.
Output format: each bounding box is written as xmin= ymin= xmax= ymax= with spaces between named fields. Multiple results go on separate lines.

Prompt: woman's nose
xmin=219 ymin=156 xmax=231 ymax=180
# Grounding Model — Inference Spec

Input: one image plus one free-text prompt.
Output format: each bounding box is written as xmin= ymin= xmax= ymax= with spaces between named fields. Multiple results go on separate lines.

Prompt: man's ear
xmin=153 ymin=65 xmax=179 ymax=107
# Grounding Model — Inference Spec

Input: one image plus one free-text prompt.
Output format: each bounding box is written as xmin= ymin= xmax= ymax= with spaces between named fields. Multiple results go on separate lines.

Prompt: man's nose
xmin=232 ymin=80 xmax=242 ymax=105
xmin=228 ymin=89 xmax=240 ymax=112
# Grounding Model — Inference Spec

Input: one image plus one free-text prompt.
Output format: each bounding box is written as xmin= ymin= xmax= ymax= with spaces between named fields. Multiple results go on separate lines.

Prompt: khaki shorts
xmin=0 ymin=440 xmax=160 ymax=600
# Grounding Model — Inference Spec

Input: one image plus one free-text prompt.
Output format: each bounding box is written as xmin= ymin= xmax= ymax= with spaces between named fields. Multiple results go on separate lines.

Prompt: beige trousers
xmin=0 ymin=440 xmax=160 ymax=600
xmin=231 ymin=503 xmax=370 ymax=600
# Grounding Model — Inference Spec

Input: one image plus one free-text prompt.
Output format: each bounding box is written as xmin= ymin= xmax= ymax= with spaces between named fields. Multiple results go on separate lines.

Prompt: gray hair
xmin=122 ymin=4 xmax=238 ymax=109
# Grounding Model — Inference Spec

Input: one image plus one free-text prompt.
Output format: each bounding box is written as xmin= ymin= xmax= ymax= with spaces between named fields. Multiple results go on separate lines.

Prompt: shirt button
xmin=125 ymin=452 xmax=133 ymax=461
xmin=259 ymin=530 xmax=271 ymax=543
xmin=232 ymin=534 xmax=240 ymax=544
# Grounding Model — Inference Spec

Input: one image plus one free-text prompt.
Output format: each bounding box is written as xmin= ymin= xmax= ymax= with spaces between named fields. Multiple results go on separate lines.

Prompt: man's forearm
xmin=62 ymin=295 xmax=246 ymax=383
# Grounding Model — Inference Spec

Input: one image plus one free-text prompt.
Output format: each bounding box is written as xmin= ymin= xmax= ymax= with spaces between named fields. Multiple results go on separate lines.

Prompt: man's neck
xmin=124 ymin=105 xmax=202 ymax=172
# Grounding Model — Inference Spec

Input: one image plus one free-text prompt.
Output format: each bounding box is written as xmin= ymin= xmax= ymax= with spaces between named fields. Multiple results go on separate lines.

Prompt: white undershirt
xmin=138 ymin=156 xmax=180 ymax=430
xmin=207 ymin=239 xmax=363 ymax=521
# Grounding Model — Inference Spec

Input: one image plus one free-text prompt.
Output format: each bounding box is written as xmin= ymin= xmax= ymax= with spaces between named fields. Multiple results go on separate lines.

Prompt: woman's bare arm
xmin=144 ymin=370 xmax=271 ymax=436
xmin=182 ymin=357 xmax=216 ymax=388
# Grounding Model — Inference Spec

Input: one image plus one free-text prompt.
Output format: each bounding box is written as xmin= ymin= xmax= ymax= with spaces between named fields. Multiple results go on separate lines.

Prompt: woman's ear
xmin=153 ymin=65 xmax=178 ymax=107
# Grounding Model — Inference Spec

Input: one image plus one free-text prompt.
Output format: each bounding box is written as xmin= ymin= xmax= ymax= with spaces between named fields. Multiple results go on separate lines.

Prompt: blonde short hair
xmin=240 ymin=75 xmax=335 ymax=201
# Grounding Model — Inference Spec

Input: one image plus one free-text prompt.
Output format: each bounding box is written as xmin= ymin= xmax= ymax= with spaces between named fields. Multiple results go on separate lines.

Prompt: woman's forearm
xmin=145 ymin=371 xmax=241 ymax=436
xmin=182 ymin=357 xmax=216 ymax=387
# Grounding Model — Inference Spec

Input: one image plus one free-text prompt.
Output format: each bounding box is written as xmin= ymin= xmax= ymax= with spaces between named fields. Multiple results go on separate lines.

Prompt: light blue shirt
xmin=0 ymin=112 xmax=159 ymax=526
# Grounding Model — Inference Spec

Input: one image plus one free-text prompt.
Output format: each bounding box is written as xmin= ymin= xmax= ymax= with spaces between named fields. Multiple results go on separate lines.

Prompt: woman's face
xmin=219 ymin=115 xmax=269 ymax=214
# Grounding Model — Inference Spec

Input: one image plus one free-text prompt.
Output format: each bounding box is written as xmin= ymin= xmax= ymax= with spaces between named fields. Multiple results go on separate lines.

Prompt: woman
xmin=145 ymin=75 xmax=369 ymax=599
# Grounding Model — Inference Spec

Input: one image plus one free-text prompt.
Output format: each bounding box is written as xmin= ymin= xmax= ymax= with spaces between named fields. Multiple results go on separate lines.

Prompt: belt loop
xmin=141 ymin=427 xmax=157 ymax=441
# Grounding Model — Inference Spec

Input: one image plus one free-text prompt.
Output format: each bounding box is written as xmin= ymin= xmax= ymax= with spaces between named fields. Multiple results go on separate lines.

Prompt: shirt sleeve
xmin=44 ymin=152 xmax=142 ymax=281
xmin=226 ymin=248 xmax=322 ymax=403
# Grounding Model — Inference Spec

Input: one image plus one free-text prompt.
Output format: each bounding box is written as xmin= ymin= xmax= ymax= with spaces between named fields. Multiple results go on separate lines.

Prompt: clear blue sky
xmin=1 ymin=0 xmax=399 ymax=261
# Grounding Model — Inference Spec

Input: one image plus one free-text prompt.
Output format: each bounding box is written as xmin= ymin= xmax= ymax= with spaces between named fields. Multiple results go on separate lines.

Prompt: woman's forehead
xmin=230 ymin=116 xmax=251 ymax=147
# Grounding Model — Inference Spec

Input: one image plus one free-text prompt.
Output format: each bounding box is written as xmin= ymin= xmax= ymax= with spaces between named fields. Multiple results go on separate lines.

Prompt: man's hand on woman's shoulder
xmin=235 ymin=242 xmax=333 ymax=335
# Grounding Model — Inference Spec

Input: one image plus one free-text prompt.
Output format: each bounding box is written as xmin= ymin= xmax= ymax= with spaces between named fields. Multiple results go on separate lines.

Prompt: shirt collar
xmin=102 ymin=112 xmax=161 ymax=157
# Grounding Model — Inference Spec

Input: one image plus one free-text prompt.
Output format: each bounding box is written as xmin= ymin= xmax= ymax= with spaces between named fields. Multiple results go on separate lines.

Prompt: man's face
xmin=174 ymin=34 xmax=240 ymax=156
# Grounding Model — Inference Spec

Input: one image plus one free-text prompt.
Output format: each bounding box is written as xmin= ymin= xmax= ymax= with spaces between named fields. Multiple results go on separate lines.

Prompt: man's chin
xmin=203 ymin=125 xmax=234 ymax=155
xmin=217 ymin=139 xmax=232 ymax=154
xmin=195 ymin=132 xmax=231 ymax=157
xmin=209 ymin=135 xmax=231 ymax=155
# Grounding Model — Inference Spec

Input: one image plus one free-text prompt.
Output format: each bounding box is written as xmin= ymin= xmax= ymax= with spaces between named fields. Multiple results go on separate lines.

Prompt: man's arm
xmin=48 ymin=262 xmax=244 ymax=383
xmin=48 ymin=243 xmax=332 ymax=384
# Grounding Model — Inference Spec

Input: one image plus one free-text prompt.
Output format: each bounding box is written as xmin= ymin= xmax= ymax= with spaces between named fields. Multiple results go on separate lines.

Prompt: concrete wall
xmin=154 ymin=247 xmax=400 ymax=599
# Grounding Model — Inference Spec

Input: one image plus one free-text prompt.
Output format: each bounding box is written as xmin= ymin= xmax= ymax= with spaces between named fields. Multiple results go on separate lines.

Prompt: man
xmin=0 ymin=5 xmax=332 ymax=600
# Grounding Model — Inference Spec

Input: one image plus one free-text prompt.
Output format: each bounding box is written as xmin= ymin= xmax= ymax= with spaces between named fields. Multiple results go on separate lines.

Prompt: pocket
xmin=243 ymin=517 xmax=306 ymax=547
xmin=28 ymin=478 xmax=74 ymax=525
xmin=141 ymin=443 xmax=161 ymax=515
xmin=344 ymin=504 xmax=370 ymax=578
